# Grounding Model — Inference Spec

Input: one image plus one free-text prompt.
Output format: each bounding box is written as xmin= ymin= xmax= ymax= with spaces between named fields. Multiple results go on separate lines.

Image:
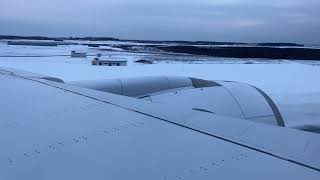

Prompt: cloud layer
xmin=0 ymin=0 xmax=319 ymax=43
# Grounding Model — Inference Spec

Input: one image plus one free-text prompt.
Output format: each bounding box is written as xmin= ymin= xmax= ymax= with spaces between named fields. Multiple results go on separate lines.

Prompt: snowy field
xmin=0 ymin=42 xmax=319 ymax=125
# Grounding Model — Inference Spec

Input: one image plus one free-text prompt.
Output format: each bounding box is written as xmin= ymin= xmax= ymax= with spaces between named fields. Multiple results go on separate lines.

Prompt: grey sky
xmin=0 ymin=0 xmax=319 ymax=43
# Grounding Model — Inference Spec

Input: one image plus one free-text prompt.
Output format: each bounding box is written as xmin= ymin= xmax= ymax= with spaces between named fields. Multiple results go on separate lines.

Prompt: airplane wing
xmin=0 ymin=67 xmax=320 ymax=179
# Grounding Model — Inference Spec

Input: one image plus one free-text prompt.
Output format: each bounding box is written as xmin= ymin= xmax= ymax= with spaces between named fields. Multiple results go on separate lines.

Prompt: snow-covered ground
xmin=0 ymin=42 xmax=319 ymax=126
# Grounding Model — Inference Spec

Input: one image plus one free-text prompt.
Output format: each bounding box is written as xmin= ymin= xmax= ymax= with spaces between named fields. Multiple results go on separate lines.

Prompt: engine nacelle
xmin=68 ymin=76 xmax=285 ymax=127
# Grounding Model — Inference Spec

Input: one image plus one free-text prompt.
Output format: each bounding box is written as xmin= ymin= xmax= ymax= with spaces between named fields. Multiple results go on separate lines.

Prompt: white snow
xmin=0 ymin=43 xmax=319 ymax=125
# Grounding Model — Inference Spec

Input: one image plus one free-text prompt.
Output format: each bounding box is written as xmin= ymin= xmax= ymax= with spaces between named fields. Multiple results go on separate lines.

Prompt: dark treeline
xmin=158 ymin=46 xmax=320 ymax=60
xmin=0 ymin=35 xmax=304 ymax=47
xmin=0 ymin=35 xmax=118 ymax=41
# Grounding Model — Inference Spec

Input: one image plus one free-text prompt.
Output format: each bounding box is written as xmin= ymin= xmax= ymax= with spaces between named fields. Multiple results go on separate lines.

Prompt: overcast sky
xmin=0 ymin=0 xmax=319 ymax=43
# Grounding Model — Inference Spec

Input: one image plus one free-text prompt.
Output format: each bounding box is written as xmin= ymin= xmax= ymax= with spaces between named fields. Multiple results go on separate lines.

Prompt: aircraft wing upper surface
xmin=0 ymin=68 xmax=320 ymax=180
